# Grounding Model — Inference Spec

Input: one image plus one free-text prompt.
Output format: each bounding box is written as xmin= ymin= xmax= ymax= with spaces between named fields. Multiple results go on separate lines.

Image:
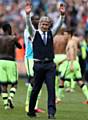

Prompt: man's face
xmin=31 ymin=16 xmax=39 ymax=29
xmin=39 ymin=21 xmax=50 ymax=32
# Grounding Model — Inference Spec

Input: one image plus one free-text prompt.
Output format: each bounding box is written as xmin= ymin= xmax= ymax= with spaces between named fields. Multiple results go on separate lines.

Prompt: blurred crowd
xmin=0 ymin=0 xmax=88 ymax=37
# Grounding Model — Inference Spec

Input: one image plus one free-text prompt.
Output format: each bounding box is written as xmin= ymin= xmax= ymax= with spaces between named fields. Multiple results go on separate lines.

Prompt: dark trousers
xmin=29 ymin=61 xmax=56 ymax=115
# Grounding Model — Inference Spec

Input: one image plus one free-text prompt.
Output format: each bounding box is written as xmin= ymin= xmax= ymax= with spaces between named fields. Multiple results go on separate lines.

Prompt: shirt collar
xmin=38 ymin=29 xmax=43 ymax=35
xmin=38 ymin=29 xmax=47 ymax=35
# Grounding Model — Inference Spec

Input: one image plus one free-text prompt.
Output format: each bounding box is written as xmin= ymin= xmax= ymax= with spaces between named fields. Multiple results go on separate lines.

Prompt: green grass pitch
xmin=0 ymin=79 xmax=88 ymax=120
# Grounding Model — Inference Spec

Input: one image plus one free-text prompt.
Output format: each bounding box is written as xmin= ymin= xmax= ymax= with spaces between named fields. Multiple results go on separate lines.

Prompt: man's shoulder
xmin=35 ymin=30 xmax=40 ymax=35
xmin=0 ymin=35 xmax=17 ymax=41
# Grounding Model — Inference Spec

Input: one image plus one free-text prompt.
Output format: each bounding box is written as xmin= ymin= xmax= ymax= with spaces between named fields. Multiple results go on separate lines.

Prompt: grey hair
xmin=39 ymin=16 xmax=50 ymax=23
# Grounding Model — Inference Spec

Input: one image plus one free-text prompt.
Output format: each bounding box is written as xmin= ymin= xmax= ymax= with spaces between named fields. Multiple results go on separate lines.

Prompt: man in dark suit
xmin=25 ymin=0 xmax=65 ymax=119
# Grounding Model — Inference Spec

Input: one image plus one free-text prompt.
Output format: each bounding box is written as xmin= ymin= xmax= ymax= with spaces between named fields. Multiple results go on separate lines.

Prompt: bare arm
xmin=15 ymin=41 xmax=22 ymax=49
xmin=13 ymin=35 xmax=22 ymax=49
